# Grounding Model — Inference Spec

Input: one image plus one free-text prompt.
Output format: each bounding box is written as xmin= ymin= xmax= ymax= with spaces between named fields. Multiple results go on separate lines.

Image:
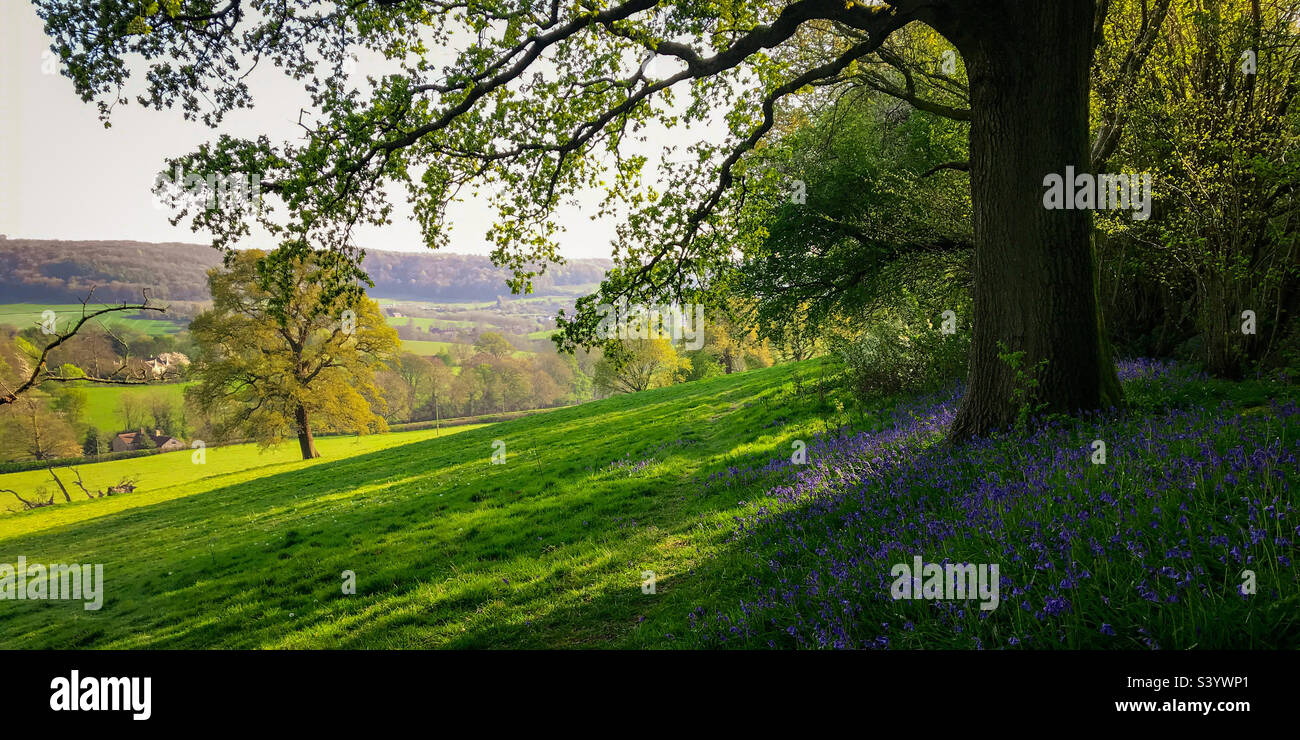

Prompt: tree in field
xmin=187 ymin=249 xmax=399 ymax=459
xmin=40 ymin=0 xmax=1192 ymax=438
xmin=393 ymin=353 xmax=434 ymax=407
xmin=594 ymin=339 xmax=687 ymax=395
xmin=49 ymin=385 xmax=87 ymax=425
xmin=696 ymin=309 xmax=774 ymax=375
xmin=412 ymin=356 xmax=456 ymax=428
xmin=473 ymin=332 xmax=516 ymax=359
xmin=146 ymin=391 xmax=177 ymax=435
xmin=0 ymin=342 xmax=75 ymax=461
xmin=774 ymin=308 xmax=821 ymax=364
xmin=683 ymin=349 xmax=725 ymax=383
xmin=373 ymin=368 xmax=415 ymax=423
xmin=483 ymin=356 xmax=534 ymax=412
xmin=449 ymin=366 xmax=485 ymax=417
xmin=46 ymin=329 xmax=124 ymax=381
xmin=529 ymin=364 xmax=565 ymax=408
xmin=533 ymin=353 xmax=580 ymax=404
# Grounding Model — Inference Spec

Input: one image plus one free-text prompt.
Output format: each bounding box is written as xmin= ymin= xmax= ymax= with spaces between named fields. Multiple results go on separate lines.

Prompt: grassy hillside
xmin=0 ymin=424 xmax=488 ymax=525
xmin=0 ymin=360 xmax=1295 ymax=649
xmin=0 ymin=363 xmax=818 ymax=648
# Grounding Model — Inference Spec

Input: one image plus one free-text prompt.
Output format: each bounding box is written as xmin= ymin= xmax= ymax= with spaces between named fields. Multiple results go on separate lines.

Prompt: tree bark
xmin=295 ymin=404 xmax=320 ymax=460
xmin=946 ymin=0 xmax=1123 ymax=441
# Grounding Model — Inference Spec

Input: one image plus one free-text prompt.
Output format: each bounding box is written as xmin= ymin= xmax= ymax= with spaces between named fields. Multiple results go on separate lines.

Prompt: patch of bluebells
xmin=1114 ymin=357 xmax=1193 ymax=383
xmin=590 ymin=437 xmax=699 ymax=478
xmin=689 ymin=360 xmax=1299 ymax=649
xmin=604 ymin=453 xmax=658 ymax=477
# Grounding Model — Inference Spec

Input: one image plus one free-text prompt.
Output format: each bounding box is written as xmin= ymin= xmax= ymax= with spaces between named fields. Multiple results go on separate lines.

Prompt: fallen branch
xmin=2 ymin=488 xmax=54 ymax=510
xmin=46 ymin=467 xmax=72 ymax=503
xmin=106 ymin=478 xmax=138 ymax=496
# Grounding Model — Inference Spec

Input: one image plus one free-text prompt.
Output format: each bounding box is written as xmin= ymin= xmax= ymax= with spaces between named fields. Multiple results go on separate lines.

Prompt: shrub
xmin=836 ymin=301 xmax=968 ymax=399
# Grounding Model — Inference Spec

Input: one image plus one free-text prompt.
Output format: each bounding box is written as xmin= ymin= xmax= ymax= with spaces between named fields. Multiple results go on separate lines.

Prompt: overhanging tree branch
xmin=0 ymin=291 xmax=164 ymax=405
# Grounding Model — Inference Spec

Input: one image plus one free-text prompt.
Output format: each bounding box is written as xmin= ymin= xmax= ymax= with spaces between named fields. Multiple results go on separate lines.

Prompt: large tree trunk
xmin=295 ymin=404 xmax=320 ymax=460
xmin=947 ymin=0 xmax=1122 ymax=441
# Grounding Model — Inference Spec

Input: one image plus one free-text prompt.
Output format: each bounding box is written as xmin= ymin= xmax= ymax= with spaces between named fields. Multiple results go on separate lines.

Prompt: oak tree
xmin=187 ymin=249 xmax=398 ymax=459
xmin=38 ymin=0 xmax=1167 ymax=438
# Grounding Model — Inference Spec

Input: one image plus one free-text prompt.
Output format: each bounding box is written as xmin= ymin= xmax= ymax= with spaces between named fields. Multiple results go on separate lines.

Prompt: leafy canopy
xmin=36 ymin=0 xmax=924 ymax=346
xmin=187 ymin=249 xmax=399 ymax=447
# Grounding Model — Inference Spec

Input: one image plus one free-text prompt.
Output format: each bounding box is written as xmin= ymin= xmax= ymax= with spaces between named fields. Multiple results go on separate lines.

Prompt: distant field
xmin=12 ymin=382 xmax=191 ymax=439
xmin=79 ymin=382 xmax=192 ymax=433
xmin=0 ymin=423 xmax=487 ymax=528
xmin=399 ymin=339 xmax=534 ymax=360
xmin=386 ymin=316 xmax=476 ymax=330
xmin=379 ymin=299 xmax=495 ymax=311
xmin=398 ymin=339 xmax=459 ymax=356
xmin=0 ymin=303 xmax=184 ymax=337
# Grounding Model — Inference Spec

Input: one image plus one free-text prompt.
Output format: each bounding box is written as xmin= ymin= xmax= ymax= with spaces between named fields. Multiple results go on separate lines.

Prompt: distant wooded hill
xmin=0 ymin=238 xmax=610 ymax=304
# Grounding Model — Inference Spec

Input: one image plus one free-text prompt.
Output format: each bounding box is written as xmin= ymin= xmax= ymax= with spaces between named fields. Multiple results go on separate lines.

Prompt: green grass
xmin=0 ymin=303 xmax=183 ymax=337
xmin=22 ymin=382 xmax=190 ymax=441
xmin=76 ymin=382 xmax=192 ymax=434
xmin=0 ymin=363 xmax=828 ymax=648
xmin=5 ymin=360 xmax=1288 ymax=649
xmin=0 ymin=424 xmax=487 ymax=530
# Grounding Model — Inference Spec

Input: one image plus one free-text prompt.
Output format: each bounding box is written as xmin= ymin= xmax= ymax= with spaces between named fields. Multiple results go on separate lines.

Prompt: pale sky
xmin=0 ymin=3 xmax=710 ymax=260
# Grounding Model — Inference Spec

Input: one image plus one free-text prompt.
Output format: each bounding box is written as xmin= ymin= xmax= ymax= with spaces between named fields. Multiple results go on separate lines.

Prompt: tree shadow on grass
xmin=0 ymin=363 xmax=826 ymax=648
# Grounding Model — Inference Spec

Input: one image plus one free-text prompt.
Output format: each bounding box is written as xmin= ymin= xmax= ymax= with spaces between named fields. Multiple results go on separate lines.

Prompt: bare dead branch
xmin=46 ymin=467 xmax=72 ymax=503
xmin=1 ymin=488 xmax=49 ymax=509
